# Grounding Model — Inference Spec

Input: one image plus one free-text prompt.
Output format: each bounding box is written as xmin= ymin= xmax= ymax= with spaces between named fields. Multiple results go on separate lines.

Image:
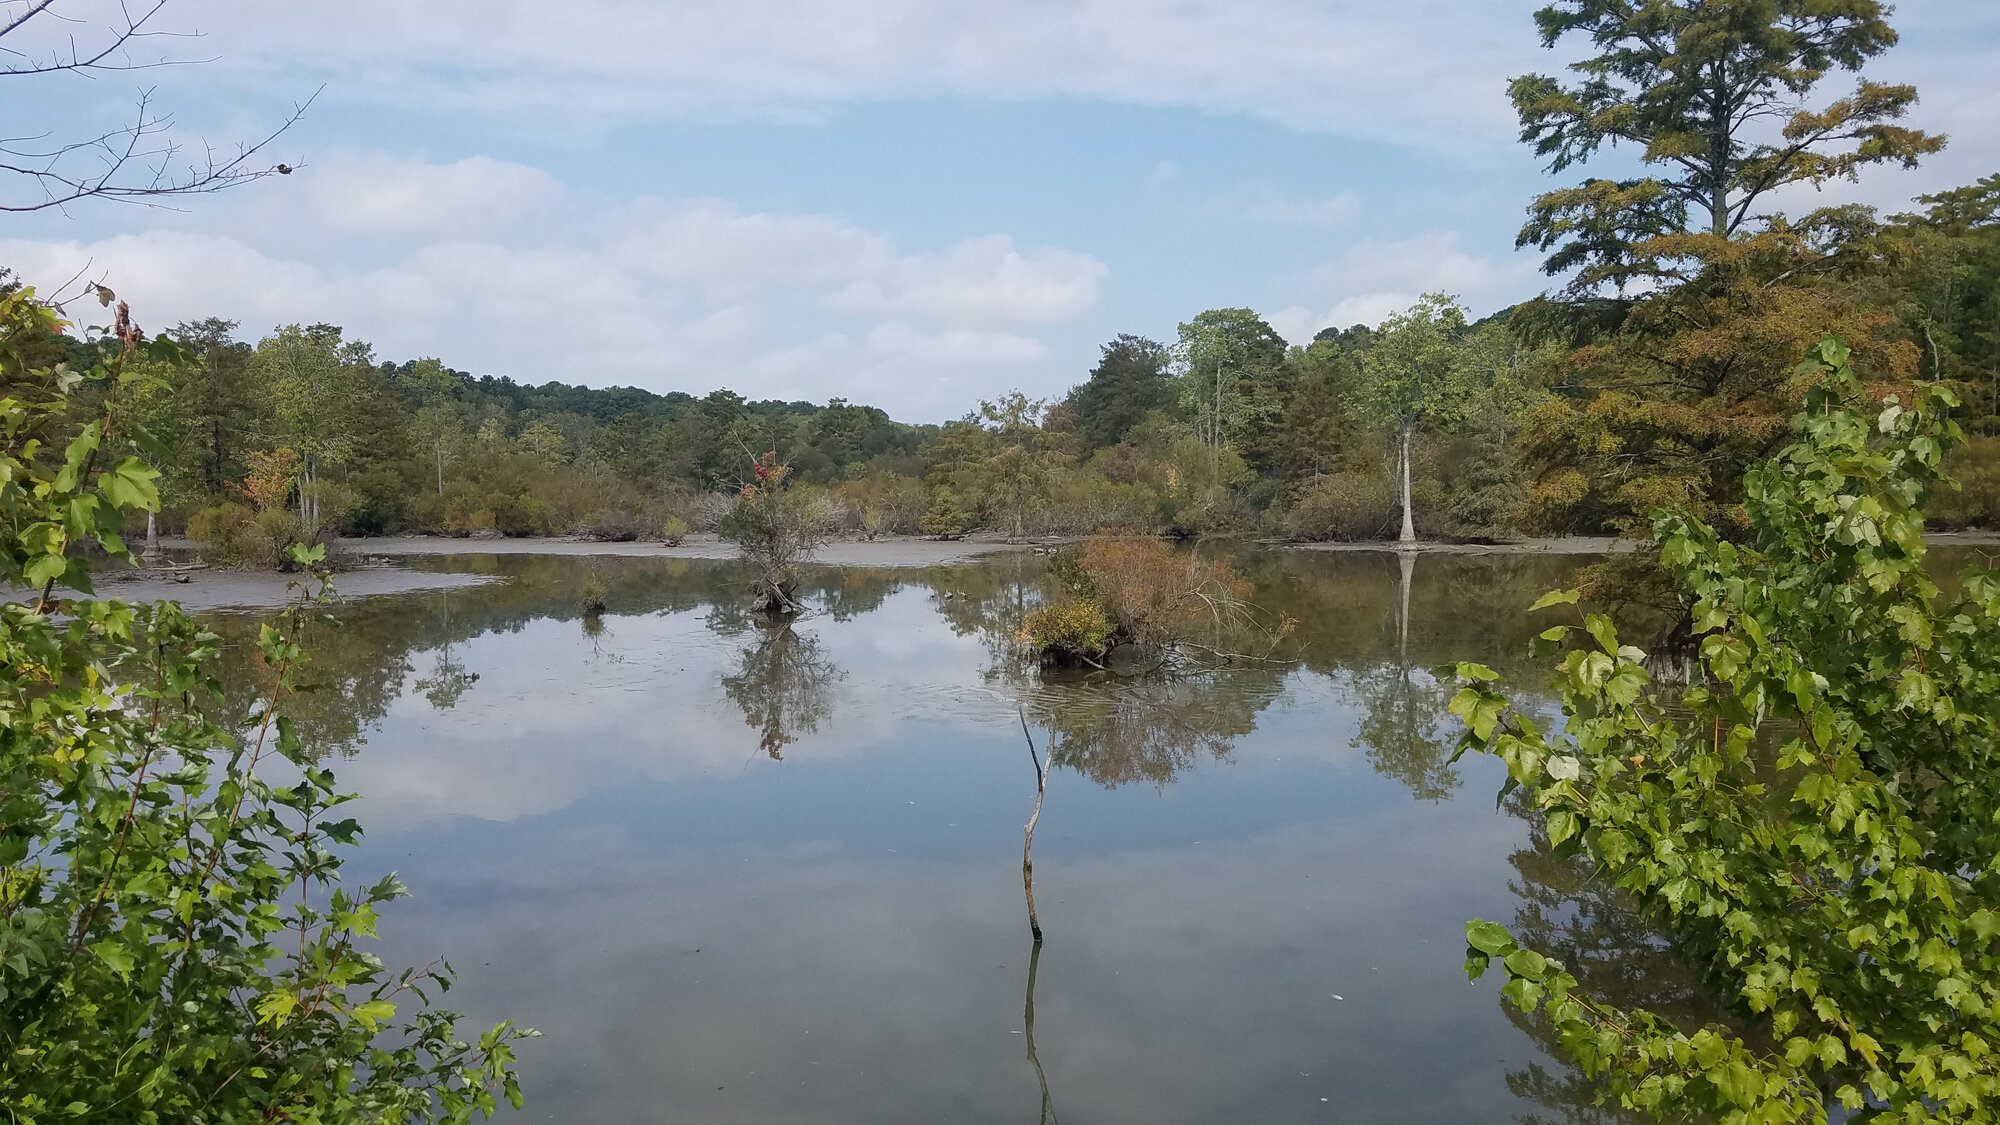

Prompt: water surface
xmin=196 ymin=548 xmax=1702 ymax=1123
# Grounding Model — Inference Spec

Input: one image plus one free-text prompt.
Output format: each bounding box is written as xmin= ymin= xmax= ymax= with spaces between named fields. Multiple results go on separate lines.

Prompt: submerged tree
xmin=719 ymin=451 xmax=830 ymax=615
xmin=1017 ymin=539 xmax=1271 ymax=667
xmin=1449 ymin=338 xmax=2000 ymax=1122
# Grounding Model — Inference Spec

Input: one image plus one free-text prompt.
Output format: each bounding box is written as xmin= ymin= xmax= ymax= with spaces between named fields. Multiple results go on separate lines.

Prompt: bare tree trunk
xmin=1020 ymin=711 xmax=1052 ymax=944
xmin=1398 ymin=426 xmax=1417 ymax=545
xmin=143 ymin=509 xmax=162 ymax=562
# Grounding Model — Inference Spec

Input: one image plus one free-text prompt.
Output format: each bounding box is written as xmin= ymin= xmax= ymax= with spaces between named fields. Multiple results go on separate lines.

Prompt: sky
xmin=4 ymin=0 xmax=1996 ymax=421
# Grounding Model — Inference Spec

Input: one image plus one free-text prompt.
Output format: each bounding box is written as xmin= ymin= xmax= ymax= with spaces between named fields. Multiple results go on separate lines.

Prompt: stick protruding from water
xmin=1019 ymin=708 xmax=1051 ymax=944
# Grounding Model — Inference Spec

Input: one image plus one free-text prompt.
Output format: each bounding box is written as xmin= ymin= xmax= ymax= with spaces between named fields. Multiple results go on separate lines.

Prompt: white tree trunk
xmin=1398 ymin=426 xmax=1417 ymax=545
xmin=143 ymin=509 xmax=161 ymax=562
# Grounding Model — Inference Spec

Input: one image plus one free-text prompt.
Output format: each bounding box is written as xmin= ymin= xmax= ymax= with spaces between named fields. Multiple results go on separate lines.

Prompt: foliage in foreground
xmin=0 ymin=287 xmax=531 ymax=1122
xmin=1445 ymin=338 xmax=2000 ymax=1122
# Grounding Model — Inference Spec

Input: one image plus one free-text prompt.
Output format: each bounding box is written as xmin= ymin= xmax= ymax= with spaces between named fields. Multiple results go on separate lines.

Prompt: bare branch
xmin=0 ymin=84 xmax=317 ymax=213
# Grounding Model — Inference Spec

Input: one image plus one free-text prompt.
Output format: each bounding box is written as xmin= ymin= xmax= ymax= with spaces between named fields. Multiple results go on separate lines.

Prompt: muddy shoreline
xmin=73 ymin=528 xmax=2000 ymax=612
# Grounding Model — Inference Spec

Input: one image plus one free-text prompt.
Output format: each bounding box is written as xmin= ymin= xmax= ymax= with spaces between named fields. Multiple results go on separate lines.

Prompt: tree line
xmin=11 ymin=200 xmax=1994 ymax=562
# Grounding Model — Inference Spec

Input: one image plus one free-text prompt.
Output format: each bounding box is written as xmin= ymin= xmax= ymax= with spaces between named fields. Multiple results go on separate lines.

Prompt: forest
xmin=9 ymin=176 xmax=1997 ymax=566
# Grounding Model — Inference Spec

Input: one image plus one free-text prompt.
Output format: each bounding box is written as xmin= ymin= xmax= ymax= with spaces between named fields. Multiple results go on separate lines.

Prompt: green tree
xmin=1356 ymin=294 xmax=1472 ymax=544
xmin=1885 ymin=174 xmax=2000 ymax=427
xmin=1512 ymin=0 xmax=1944 ymax=288
xmin=1276 ymin=338 xmax=1359 ymax=484
xmin=253 ymin=324 xmax=366 ymax=538
xmin=401 ymin=357 xmax=467 ymax=496
xmin=1066 ymin=334 xmax=1174 ymax=450
xmin=975 ymin=392 xmax=1061 ymax=541
xmin=165 ymin=317 xmax=256 ymax=497
xmin=1448 ymin=338 xmax=2000 ymax=1123
xmin=1174 ymin=309 xmax=1290 ymax=473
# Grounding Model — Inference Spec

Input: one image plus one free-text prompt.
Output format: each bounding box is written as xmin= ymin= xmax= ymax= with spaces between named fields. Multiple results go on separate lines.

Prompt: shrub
xmin=1289 ymin=472 xmax=1397 ymax=540
xmin=688 ymin=491 xmax=735 ymax=531
xmin=1032 ymin=473 xmax=1163 ymax=535
xmin=661 ymin=516 xmax=691 ymax=545
xmin=187 ymin=501 xmax=301 ymax=569
xmin=1018 ymin=600 xmax=1115 ymax=666
xmin=1070 ymin=538 xmax=1250 ymax=651
xmin=186 ymin=500 xmax=254 ymax=559
xmin=920 ymin=487 xmax=971 ymax=538
xmin=583 ymin=507 xmax=643 ymax=541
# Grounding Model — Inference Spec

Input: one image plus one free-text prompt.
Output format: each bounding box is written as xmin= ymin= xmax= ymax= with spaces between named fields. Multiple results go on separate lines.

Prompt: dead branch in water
xmin=1019 ymin=708 xmax=1051 ymax=944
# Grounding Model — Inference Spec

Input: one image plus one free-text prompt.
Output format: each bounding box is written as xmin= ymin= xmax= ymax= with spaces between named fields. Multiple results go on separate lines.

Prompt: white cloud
xmin=829 ymin=235 xmax=1107 ymax=326
xmin=169 ymin=0 xmax=1542 ymax=149
xmin=866 ymin=321 xmax=1045 ymax=363
xmin=306 ymin=153 xmax=564 ymax=237
xmin=614 ymin=198 xmax=892 ymax=293
xmin=0 ymin=155 xmax=1104 ymax=418
xmin=1267 ymin=230 xmax=1544 ymax=342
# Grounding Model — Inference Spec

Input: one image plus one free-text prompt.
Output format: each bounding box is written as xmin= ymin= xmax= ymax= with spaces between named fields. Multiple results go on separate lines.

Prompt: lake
xmin=191 ymin=546 xmax=1704 ymax=1123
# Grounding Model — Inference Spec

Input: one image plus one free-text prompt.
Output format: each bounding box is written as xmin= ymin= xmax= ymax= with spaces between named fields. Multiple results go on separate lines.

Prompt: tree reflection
xmin=719 ymin=621 xmax=845 ymax=760
xmin=411 ymin=591 xmax=479 ymax=709
xmin=1346 ymin=660 xmax=1460 ymax=800
xmin=1342 ymin=551 xmax=1463 ymax=801
xmin=1031 ymin=670 xmax=1275 ymax=788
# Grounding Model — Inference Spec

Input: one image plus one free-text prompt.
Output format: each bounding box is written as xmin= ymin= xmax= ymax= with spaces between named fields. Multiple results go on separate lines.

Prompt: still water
xmin=197 ymin=548 xmax=1700 ymax=1123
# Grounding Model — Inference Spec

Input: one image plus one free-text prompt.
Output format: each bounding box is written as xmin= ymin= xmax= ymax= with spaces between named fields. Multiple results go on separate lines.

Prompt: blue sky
xmin=5 ymin=0 xmax=1996 ymax=420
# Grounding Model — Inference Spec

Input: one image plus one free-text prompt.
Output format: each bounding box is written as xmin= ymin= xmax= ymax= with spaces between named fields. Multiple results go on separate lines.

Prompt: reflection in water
xmin=1032 ymin=672 xmax=1274 ymax=788
xmin=719 ymin=622 xmax=845 ymax=760
xmin=170 ymin=546 xmax=1862 ymax=1123
xmin=413 ymin=591 xmax=479 ymax=710
xmin=1024 ymin=940 xmax=1058 ymax=1125
xmin=1345 ymin=550 xmax=1463 ymax=800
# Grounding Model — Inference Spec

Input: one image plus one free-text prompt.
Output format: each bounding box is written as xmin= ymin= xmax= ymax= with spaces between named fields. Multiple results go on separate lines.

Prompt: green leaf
xmin=1529 ymin=588 xmax=1580 ymax=612
xmin=1583 ymin=613 xmax=1618 ymax=655
xmin=353 ymin=998 xmax=397 ymax=1029
xmin=91 ymin=941 xmax=135 ymax=976
xmin=98 ymin=456 xmax=159 ymax=512
xmin=1465 ymin=919 xmax=1516 ymax=957
xmin=1546 ymin=809 xmax=1580 ymax=848
xmin=25 ymin=552 xmax=66 ymax=586
xmin=1503 ymin=948 xmax=1549 ymax=981
xmin=256 ymin=990 xmax=298 ymax=1026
